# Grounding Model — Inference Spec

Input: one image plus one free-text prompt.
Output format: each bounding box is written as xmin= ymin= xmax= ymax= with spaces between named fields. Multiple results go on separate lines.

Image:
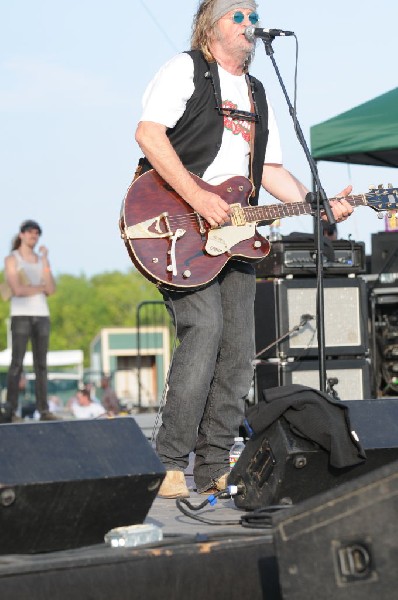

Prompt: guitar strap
xmin=204 ymin=61 xmax=258 ymax=200
xmin=133 ymin=157 xmax=145 ymax=182
xmin=246 ymin=74 xmax=257 ymax=199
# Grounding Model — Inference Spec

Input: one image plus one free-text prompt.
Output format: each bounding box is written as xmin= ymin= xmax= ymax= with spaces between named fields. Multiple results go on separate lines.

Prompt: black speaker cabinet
xmin=371 ymin=231 xmax=398 ymax=274
xmin=369 ymin=284 xmax=398 ymax=397
xmin=255 ymin=278 xmax=369 ymax=359
xmin=229 ymin=398 xmax=398 ymax=511
xmin=255 ymin=358 xmax=372 ymax=401
xmin=0 ymin=418 xmax=165 ymax=554
xmin=272 ymin=459 xmax=398 ymax=599
xmin=254 ymin=279 xmax=278 ymax=359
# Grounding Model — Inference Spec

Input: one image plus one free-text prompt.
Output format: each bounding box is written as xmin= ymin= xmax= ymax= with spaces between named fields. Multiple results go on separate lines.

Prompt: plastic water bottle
xmin=104 ymin=523 xmax=163 ymax=548
xmin=229 ymin=437 xmax=245 ymax=471
xmin=269 ymin=219 xmax=282 ymax=242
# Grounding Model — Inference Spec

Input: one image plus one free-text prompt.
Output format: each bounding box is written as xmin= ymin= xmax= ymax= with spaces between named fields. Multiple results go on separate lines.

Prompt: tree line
xmin=0 ymin=270 xmax=162 ymax=366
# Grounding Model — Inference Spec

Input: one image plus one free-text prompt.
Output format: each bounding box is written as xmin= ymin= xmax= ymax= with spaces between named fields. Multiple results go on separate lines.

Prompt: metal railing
xmin=136 ymin=300 xmax=174 ymax=410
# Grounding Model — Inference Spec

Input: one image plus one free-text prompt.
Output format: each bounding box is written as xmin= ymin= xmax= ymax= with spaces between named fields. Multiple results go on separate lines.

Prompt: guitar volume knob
xmin=253 ymin=241 xmax=262 ymax=248
xmin=182 ymin=270 xmax=191 ymax=279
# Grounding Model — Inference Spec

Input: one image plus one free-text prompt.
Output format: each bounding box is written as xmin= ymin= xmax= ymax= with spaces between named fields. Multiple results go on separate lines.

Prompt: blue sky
xmin=1 ymin=0 xmax=397 ymax=276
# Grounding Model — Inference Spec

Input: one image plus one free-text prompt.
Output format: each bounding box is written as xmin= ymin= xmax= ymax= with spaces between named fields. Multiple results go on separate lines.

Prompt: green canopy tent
xmin=310 ymin=87 xmax=398 ymax=168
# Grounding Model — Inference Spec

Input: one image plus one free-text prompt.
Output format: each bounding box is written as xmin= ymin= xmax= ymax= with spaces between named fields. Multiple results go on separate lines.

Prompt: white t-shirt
xmin=71 ymin=401 xmax=105 ymax=419
xmin=140 ymin=53 xmax=282 ymax=185
xmin=10 ymin=251 xmax=50 ymax=317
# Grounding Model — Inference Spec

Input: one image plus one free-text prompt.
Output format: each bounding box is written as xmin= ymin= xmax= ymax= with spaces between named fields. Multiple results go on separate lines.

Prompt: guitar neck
xmin=246 ymin=194 xmax=368 ymax=223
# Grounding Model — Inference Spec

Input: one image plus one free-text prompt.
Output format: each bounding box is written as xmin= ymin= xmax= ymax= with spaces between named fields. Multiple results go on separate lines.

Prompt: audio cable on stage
xmin=176 ymin=486 xmax=290 ymax=528
xmin=240 ymin=505 xmax=291 ymax=529
xmin=176 ymin=486 xmax=243 ymax=526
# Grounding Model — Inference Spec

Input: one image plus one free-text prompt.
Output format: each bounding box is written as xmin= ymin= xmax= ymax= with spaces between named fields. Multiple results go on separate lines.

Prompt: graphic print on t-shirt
xmin=222 ymin=100 xmax=251 ymax=143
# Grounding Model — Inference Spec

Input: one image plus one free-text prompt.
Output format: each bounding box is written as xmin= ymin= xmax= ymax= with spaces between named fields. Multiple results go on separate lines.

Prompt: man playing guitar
xmin=132 ymin=0 xmax=353 ymax=498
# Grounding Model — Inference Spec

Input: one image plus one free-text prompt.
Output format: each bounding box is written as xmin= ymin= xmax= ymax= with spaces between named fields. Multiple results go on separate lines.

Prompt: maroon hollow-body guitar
xmin=120 ymin=170 xmax=397 ymax=290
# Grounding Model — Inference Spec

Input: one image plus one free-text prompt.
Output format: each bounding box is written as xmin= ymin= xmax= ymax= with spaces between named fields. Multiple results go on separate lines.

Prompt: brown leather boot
xmin=199 ymin=472 xmax=230 ymax=495
xmin=157 ymin=471 xmax=190 ymax=499
xmin=215 ymin=473 xmax=229 ymax=491
xmin=40 ymin=411 xmax=60 ymax=421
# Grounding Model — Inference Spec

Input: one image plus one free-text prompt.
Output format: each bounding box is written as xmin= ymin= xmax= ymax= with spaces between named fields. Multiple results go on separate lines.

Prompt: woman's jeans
xmin=6 ymin=316 xmax=50 ymax=415
xmin=156 ymin=262 xmax=256 ymax=492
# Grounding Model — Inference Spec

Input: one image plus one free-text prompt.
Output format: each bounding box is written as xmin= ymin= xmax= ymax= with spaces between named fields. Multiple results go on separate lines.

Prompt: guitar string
xmin=159 ymin=193 xmax=377 ymax=228
xmin=148 ymin=191 xmax=394 ymax=231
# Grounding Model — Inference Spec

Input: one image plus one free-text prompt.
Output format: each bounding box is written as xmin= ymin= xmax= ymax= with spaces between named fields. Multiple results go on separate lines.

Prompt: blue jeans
xmin=156 ymin=261 xmax=256 ymax=492
xmin=6 ymin=316 xmax=50 ymax=415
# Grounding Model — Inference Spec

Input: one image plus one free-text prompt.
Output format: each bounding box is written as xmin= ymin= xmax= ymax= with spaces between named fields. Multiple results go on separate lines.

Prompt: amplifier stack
xmin=254 ymin=236 xmax=371 ymax=402
xmin=255 ymin=239 xmax=366 ymax=278
xmin=368 ymin=232 xmax=398 ymax=396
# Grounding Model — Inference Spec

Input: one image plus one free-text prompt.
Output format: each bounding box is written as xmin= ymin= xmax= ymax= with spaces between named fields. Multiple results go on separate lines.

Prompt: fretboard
xmin=246 ymin=194 xmax=368 ymax=223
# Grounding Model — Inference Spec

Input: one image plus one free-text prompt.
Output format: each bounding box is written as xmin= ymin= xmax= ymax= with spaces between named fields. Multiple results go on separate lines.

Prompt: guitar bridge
xmin=230 ymin=203 xmax=246 ymax=226
xmin=124 ymin=213 xmax=173 ymax=240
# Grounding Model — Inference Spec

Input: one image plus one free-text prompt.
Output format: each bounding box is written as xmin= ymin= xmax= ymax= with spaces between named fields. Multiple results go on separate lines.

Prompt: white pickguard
xmin=125 ymin=215 xmax=171 ymax=239
xmin=205 ymin=223 xmax=256 ymax=256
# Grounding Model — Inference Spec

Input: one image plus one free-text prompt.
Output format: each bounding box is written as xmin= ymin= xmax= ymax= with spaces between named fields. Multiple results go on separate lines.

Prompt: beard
xmin=212 ymin=24 xmax=255 ymax=66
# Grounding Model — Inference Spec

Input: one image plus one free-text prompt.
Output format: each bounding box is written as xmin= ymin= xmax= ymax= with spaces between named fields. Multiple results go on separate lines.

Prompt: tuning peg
xmin=369 ymin=184 xmax=376 ymax=190
xmin=388 ymin=183 xmax=393 ymax=188
xmin=378 ymin=184 xmax=384 ymax=189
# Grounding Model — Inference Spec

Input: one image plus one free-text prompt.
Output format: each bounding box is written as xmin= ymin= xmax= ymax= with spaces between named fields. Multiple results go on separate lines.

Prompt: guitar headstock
xmin=367 ymin=184 xmax=398 ymax=212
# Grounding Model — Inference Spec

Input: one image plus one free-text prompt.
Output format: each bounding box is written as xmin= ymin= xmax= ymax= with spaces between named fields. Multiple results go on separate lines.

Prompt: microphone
xmin=300 ymin=314 xmax=315 ymax=325
xmin=245 ymin=26 xmax=294 ymax=41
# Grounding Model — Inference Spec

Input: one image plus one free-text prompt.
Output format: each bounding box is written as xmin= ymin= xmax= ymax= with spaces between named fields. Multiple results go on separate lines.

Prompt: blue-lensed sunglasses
xmin=232 ymin=11 xmax=259 ymax=25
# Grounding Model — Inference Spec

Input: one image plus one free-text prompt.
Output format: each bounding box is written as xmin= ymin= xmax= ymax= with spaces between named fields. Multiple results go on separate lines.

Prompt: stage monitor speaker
xmin=255 ymin=278 xmax=369 ymax=359
xmin=272 ymin=459 xmax=398 ymax=599
xmin=0 ymin=418 xmax=165 ymax=554
xmin=255 ymin=358 xmax=372 ymax=401
xmin=371 ymin=231 xmax=398 ymax=274
xmin=229 ymin=398 xmax=398 ymax=510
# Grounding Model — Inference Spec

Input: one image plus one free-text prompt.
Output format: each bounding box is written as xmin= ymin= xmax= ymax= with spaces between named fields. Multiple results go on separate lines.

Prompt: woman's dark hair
xmin=11 ymin=235 xmax=21 ymax=251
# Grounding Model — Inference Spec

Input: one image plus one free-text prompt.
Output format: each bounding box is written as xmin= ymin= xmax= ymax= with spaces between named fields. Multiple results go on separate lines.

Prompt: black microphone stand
xmin=258 ymin=33 xmax=335 ymax=393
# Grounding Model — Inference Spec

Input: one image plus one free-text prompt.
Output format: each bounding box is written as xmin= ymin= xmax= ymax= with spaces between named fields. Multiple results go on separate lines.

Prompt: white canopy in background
xmin=0 ymin=349 xmax=84 ymax=375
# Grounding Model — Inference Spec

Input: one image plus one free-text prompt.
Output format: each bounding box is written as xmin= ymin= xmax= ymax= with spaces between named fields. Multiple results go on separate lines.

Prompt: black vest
xmin=140 ymin=50 xmax=269 ymax=205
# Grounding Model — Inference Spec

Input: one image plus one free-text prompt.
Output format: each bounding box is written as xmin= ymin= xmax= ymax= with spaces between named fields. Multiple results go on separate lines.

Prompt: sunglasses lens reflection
xmin=249 ymin=12 xmax=259 ymax=25
xmin=232 ymin=11 xmax=259 ymax=25
xmin=232 ymin=11 xmax=244 ymax=23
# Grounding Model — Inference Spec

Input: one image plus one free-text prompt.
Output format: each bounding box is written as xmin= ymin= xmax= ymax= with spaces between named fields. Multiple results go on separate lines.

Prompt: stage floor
xmin=0 ymin=477 xmax=280 ymax=600
xmin=3 ymin=403 xmax=398 ymax=599
xmin=0 ymin=413 xmax=281 ymax=600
